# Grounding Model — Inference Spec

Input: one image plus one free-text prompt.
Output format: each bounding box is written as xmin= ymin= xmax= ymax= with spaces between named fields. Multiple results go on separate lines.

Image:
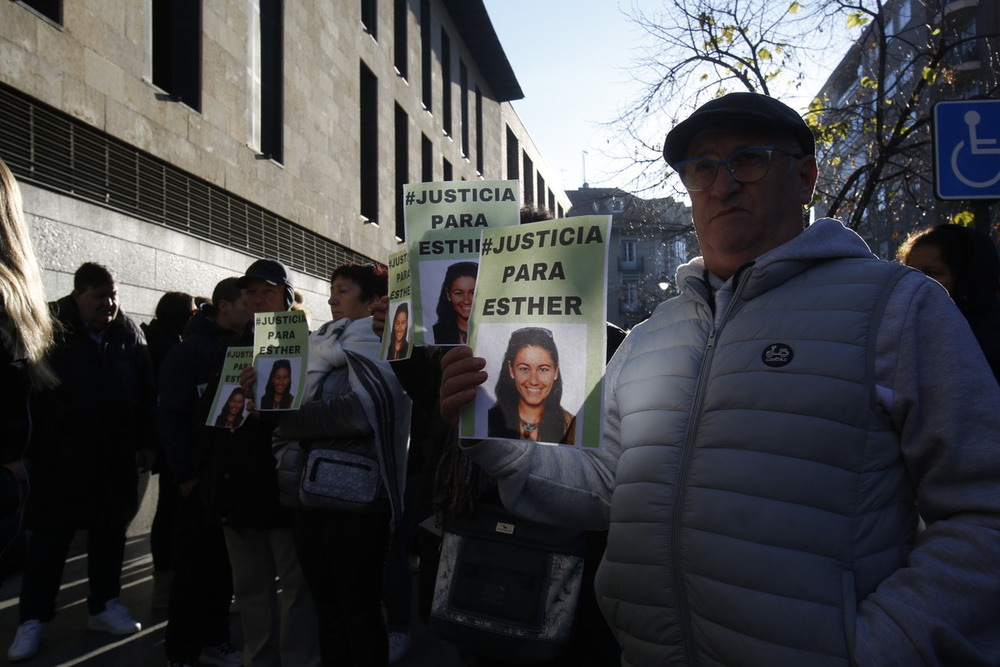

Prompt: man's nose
xmin=710 ymin=165 xmax=742 ymax=195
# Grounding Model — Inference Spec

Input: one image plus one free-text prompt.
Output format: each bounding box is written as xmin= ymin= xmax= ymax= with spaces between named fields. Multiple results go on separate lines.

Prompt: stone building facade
xmin=0 ymin=0 xmax=569 ymax=323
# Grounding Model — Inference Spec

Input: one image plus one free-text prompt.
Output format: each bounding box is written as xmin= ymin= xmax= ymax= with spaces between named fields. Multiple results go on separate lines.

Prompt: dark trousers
xmin=19 ymin=524 xmax=126 ymax=621
xmin=383 ymin=472 xmax=419 ymax=632
xmin=150 ymin=468 xmax=177 ymax=572
xmin=165 ymin=491 xmax=233 ymax=662
xmin=292 ymin=508 xmax=391 ymax=667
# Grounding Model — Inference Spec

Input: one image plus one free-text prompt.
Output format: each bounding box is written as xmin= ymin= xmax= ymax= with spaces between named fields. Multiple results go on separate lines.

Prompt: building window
xmin=622 ymin=280 xmax=638 ymax=310
xmin=14 ymin=0 xmax=61 ymax=24
xmin=523 ymin=154 xmax=534 ymax=204
xmin=460 ymin=61 xmax=469 ymax=157
xmin=620 ymin=239 xmax=639 ymax=273
xmin=441 ymin=29 xmax=452 ymax=135
xmin=443 ymin=157 xmax=453 ymax=181
xmin=506 ymin=127 xmax=518 ymax=180
xmin=420 ymin=0 xmax=431 ymax=111
xmin=422 ymin=133 xmax=433 ymax=182
xmin=150 ymin=0 xmax=202 ymax=111
xmin=360 ymin=62 xmax=378 ymax=223
xmin=537 ymin=174 xmax=545 ymax=208
xmin=475 ymin=86 xmax=484 ymax=175
xmin=393 ymin=0 xmax=407 ymax=77
xmin=547 ymin=190 xmax=555 ymax=213
xmin=361 ymin=0 xmax=377 ymax=39
xmin=248 ymin=0 xmax=283 ymax=162
xmin=395 ymin=104 xmax=408 ymax=240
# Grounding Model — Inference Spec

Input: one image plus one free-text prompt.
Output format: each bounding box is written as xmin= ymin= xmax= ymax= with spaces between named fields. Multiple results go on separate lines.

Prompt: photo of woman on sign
xmin=487 ymin=327 xmax=575 ymax=445
xmin=387 ymin=302 xmax=411 ymax=361
xmin=214 ymin=386 xmax=248 ymax=429
xmin=260 ymin=359 xmax=294 ymax=410
xmin=432 ymin=261 xmax=477 ymax=345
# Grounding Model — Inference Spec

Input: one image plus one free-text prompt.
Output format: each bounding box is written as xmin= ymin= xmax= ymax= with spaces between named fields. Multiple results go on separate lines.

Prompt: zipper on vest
xmin=670 ymin=269 xmax=751 ymax=665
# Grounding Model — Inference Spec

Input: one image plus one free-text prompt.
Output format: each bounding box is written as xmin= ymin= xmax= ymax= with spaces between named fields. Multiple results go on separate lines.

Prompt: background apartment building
xmin=567 ymin=187 xmax=693 ymax=330
xmin=0 ymin=0 xmax=570 ymax=322
xmin=814 ymin=0 xmax=999 ymax=257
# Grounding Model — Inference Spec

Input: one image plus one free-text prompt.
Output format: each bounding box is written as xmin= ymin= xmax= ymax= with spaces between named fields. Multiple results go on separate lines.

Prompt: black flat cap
xmin=663 ymin=93 xmax=815 ymax=166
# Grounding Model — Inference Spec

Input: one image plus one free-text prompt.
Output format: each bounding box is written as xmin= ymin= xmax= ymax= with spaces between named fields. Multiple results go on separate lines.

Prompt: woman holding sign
xmin=488 ymin=327 xmax=575 ymax=445
xmin=433 ymin=261 xmax=477 ymax=344
xmin=273 ymin=263 xmax=411 ymax=666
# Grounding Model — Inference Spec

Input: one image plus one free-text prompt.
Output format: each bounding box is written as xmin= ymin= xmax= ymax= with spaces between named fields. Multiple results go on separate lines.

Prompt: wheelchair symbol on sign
xmin=951 ymin=110 xmax=1000 ymax=188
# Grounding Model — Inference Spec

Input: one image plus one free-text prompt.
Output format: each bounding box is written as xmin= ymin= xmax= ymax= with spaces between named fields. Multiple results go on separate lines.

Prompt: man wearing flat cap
xmin=196 ymin=258 xmax=320 ymax=667
xmin=439 ymin=92 xmax=1000 ymax=666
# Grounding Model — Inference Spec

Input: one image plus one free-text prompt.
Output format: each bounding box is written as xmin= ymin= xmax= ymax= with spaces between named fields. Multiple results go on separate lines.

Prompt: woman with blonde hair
xmin=0 ymin=157 xmax=55 ymax=387
xmin=1 ymin=156 xmax=55 ymax=599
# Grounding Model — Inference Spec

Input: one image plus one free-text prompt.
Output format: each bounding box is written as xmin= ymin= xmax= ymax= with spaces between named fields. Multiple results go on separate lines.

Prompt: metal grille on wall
xmin=0 ymin=81 xmax=372 ymax=278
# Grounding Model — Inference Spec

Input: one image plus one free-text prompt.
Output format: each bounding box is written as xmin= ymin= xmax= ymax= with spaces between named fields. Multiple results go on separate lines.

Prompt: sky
xmin=480 ymin=1 xmax=850 ymax=195
xmin=482 ymin=0 xmax=655 ymax=192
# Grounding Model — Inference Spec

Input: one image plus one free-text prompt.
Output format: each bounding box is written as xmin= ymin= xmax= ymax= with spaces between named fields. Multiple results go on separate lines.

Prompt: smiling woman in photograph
xmin=487 ymin=327 xmax=575 ymax=445
xmin=215 ymin=387 xmax=247 ymax=429
xmin=432 ymin=261 xmax=477 ymax=345
xmin=386 ymin=302 xmax=411 ymax=361
xmin=260 ymin=359 xmax=294 ymax=410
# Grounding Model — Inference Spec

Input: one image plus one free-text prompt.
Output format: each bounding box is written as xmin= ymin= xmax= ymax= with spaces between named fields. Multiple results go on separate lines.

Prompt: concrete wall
xmin=23 ymin=182 xmax=333 ymax=327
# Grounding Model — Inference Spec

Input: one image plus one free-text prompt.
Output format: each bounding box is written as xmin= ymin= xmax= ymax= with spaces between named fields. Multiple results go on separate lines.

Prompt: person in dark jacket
xmin=142 ymin=291 xmax=196 ymax=374
xmin=897 ymin=223 xmax=1000 ymax=382
xmin=159 ymin=277 xmax=250 ymax=667
xmin=9 ymin=262 xmax=154 ymax=662
xmin=196 ymin=259 xmax=320 ymax=667
xmin=141 ymin=290 xmax=196 ymax=609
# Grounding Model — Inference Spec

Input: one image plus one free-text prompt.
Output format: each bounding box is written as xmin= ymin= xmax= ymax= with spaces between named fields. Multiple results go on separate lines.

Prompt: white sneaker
xmin=87 ymin=597 xmax=141 ymax=635
xmin=199 ymin=641 xmax=244 ymax=667
xmin=388 ymin=631 xmax=411 ymax=664
xmin=7 ymin=620 xmax=45 ymax=662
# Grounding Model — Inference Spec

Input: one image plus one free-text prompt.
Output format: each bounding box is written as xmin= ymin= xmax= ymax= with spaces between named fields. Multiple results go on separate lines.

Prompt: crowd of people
xmin=1 ymin=89 xmax=1000 ymax=667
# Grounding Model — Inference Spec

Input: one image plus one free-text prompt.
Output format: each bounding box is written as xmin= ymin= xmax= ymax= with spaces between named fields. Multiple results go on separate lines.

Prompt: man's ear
xmin=798 ymin=155 xmax=819 ymax=206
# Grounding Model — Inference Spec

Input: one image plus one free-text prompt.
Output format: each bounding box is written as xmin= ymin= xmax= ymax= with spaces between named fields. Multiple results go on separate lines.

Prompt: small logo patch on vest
xmin=762 ymin=343 xmax=793 ymax=368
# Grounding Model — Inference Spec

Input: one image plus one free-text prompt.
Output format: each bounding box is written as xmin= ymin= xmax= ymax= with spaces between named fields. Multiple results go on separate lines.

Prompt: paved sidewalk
xmin=0 ymin=531 xmax=461 ymax=666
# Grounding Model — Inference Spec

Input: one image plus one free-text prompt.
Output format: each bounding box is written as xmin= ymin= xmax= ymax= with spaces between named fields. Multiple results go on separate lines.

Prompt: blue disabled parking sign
xmin=934 ymin=99 xmax=1000 ymax=200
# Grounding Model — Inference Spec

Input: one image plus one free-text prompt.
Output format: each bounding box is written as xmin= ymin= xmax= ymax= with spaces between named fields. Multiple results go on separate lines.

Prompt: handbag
xmin=297 ymin=437 xmax=382 ymax=511
xmin=429 ymin=504 xmax=586 ymax=664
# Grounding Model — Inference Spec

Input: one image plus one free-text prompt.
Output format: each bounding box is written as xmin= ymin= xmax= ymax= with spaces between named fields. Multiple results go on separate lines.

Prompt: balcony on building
xmin=942 ymin=0 xmax=978 ymax=28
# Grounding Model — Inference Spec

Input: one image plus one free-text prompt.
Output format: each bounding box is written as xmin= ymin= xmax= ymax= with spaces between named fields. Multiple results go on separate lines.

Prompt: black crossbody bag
xmin=429 ymin=504 xmax=586 ymax=663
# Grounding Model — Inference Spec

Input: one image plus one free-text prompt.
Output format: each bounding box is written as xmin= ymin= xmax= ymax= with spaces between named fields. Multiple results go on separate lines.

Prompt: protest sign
xmin=206 ymin=346 xmax=254 ymax=429
xmin=252 ymin=310 xmax=309 ymax=411
xmin=381 ymin=248 xmax=414 ymax=361
xmin=460 ymin=215 xmax=612 ymax=447
xmin=403 ymin=180 xmax=520 ymax=346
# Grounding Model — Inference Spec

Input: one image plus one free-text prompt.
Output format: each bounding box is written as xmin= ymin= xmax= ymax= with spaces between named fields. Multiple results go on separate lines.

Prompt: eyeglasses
xmin=673 ymin=146 xmax=804 ymax=192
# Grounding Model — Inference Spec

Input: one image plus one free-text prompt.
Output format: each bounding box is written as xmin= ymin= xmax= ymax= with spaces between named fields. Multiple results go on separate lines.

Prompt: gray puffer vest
xmin=595 ymin=257 xmax=915 ymax=666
